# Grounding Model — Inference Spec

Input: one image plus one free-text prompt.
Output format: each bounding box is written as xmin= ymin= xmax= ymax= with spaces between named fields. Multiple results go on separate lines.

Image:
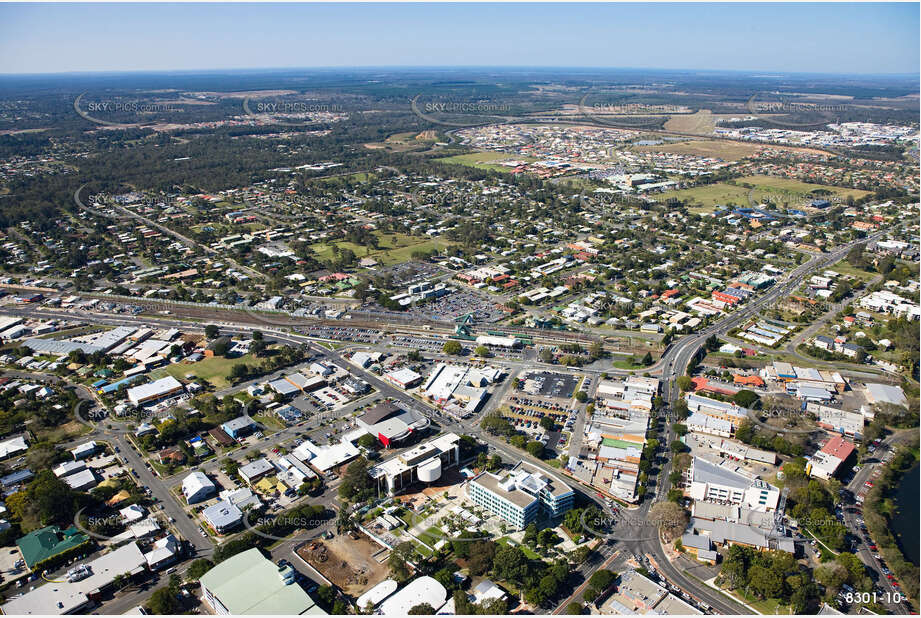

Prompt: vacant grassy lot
xmin=829 ymin=261 xmax=879 ymax=281
xmin=153 ymin=353 xmax=257 ymax=389
xmin=365 ymin=131 xmax=442 ymax=152
xmin=656 ymin=183 xmax=753 ymax=212
xmin=309 ymin=231 xmax=454 ymax=266
xmin=657 ymin=174 xmax=871 ymax=212
xmin=612 ymin=359 xmax=651 ymax=370
xmin=313 ymin=171 xmax=374 ymax=184
xmin=638 ymin=126 xmax=838 ymax=159
xmin=730 ymin=589 xmax=788 ymax=615
xmin=737 ymin=175 xmax=872 ymax=200
xmin=636 ymin=137 xmax=762 ymax=161
xmin=35 ymin=420 xmax=93 ymax=443
xmin=435 ymin=151 xmax=537 ymax=173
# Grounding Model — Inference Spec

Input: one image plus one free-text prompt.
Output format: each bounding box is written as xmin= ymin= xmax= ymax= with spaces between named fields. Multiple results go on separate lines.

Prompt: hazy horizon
xmin=1 ymin=65 xmax=919 ymax=79
xmin=1 ymin=3 xmax=918 ymax=75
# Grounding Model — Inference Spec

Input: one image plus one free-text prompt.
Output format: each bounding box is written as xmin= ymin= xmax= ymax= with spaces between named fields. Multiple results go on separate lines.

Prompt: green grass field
xmin=612 ymin=359 xmax=651 ymax=370
xmin=435 ymin=151 xmax=537 ymax=173
xmin=657 ymin=175 xmax=872 ymax=213
xmin=418 ymin=526 xmax=445 ymax=547
xmin=152 ymin=353 xmax=257 ymax=389
xmin=656 ymin=183 xmax=753 ymax=212
xmin=730 ymin=589 xmax=789 ymax=615
xmin=736 ymin=175 xmax=871 ymax=199
xmin=830 ymin=261 xmax=879 ymax=281
xmin=309 ymin=231 xmax=454 ymax=266
xmin=497 ymin=537 xmax=540 ymax=559
xmin=314 ymin=171 xmax=373 ymax=184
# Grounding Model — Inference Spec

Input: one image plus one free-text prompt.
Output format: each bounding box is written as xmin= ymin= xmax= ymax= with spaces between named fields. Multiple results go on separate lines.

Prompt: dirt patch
xmin=664 ymin=110 xmax=718 ymax=135
xmin=158 ymin=98 xmax=217 ymax=106
xmin=198 ymin=90 xmax=299 ymax=99
xmin=296 ymin=534 xmax=389 ymax=597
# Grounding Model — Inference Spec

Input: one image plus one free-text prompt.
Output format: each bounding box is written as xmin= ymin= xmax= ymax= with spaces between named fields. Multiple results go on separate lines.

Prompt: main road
xmin=631 ymin=228 xmax=894 ymax=614
xmin=0 ymin=227 xmax=892 ymax=614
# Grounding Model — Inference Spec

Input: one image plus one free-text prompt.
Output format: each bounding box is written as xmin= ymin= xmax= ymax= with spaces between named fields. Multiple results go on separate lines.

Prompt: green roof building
xmin=16 ymin=525 xmax=91 ymax=569
xmin=601 ymin=437 xmax=639 ymax=449
xmin=200 ymin=548 xmax=326 ymax=615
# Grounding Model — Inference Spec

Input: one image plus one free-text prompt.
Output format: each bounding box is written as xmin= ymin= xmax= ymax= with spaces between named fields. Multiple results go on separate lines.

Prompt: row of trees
xmin=734 ymin=420 xmax=806 ymax=458
xmin=479 ymin=412 xmax=549 ymax=459
xmin=861 ymin=443 xmax=920 ymax=601
xmin=719 ymin=546 xmax=820 ymax=612
xmin=781 ymin=461 xmax=847 ymax=551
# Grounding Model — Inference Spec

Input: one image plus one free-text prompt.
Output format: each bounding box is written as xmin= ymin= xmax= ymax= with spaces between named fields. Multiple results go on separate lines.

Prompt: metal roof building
xmin=379 ymin=576 xmax=447 ymax=616
xmin=239 ymin=457 xmax=274 ymax=484
xmin=15 ymin=525 xmax=91 ymax=569
xmin=688 ymin=456 xmax=780 ymax=512
xmin=383 ymin=367 xmax=423 ymax=388
xmin=126 ymin=376 xmax=183 ymax=406
xmin=0 ymin=435 xmax=28 ymax=459
xmin=865 ymin=382 xmax=908 ymax=408
xmin=2 ymin=542 xmax=146 ymax=615
xmin=200 ymin=547 xmax=326 ymax=615
xmin=182 ymin=471 xmax=216 ymax=504
xmin=22 ymin=338 xmax=102 ymax=356
xmin=355 ymin=578 xmax=398 ymax=611
xmin=202 ymin=500 xmax=243 ymax=533
xmin=268 ymin=377 xmax=300 ymax=397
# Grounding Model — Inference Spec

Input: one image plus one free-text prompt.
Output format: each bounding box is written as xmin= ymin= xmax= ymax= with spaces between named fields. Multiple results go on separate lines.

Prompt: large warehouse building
xmin=200 ymin=548 xmax=326 ymax=615
xmin=126 ymin=376 xmax=184 ymax=406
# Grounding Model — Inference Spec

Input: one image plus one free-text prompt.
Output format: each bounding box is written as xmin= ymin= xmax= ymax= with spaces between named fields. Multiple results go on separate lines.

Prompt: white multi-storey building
xmin=468 ymin=462 xmax=574 ymax=529
xmin=687 ymin=457 xmax=780 ymax=512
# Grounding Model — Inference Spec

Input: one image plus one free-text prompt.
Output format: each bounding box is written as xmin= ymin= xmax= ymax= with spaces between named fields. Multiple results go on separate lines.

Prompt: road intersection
xmin=0 ymin=227 xmax=896 ymax=614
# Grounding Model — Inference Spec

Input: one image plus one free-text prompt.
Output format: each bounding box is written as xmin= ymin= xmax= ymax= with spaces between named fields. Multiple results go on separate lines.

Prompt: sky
xmin=0 ymin=2 xmax=918 ymax=75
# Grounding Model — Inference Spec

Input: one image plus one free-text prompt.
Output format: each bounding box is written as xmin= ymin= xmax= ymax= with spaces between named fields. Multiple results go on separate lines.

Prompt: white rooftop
xmin=379 ymin=576 xmax=447 ymax=616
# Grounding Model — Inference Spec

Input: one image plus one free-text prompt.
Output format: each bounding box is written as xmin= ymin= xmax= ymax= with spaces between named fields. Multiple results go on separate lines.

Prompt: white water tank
xmin=417 ymin=457 xmax=442 ymax=483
